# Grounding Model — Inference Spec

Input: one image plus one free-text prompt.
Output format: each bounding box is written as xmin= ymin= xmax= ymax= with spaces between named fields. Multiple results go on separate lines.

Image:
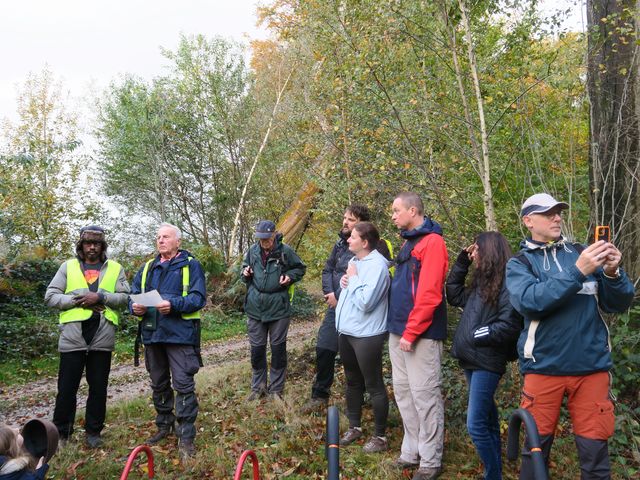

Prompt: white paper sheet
xmin=129 ymin=290 xmax=163 ymax=307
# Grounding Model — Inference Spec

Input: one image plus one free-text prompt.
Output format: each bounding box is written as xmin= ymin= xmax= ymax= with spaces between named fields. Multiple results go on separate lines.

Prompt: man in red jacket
xmin=387 ymin=192 xmax=448 ymax=480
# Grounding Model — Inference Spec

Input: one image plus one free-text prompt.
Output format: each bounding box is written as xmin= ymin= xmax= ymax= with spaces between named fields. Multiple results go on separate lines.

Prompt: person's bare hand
xmin=132 ymin=303 xmax=147 ymax=316
xmin=602 ymin=244 xmax=622 ymax=277
xmin=324 ymin=292 xmax=337 ymax=308
xmin=346 ymin=262 xmax=357 ymax=278
xmin=36 ymin=456 xmax=45 ymax=469
xmin=399 ymin=337 xmax=414 ymax=352
xmin=465 ymin=243 xmax=478 ymax=263
xmin=279 ymin=275 xmax=291 ymax=286
xmin=74 ymin=292 xmax=101 ymax=308
xmin=242 ymin=266 xmax=253 ymax=278
xmin=340 ymin=274 xmax=349 ymax=289
xmin=575 ymin=241 xmax=611 ymax=276
xmin=156 ymin=300 xmax=171 ymax=315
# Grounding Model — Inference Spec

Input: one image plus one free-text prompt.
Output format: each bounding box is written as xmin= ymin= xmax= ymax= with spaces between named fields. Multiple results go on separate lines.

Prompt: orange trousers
xmin=520 ymin=372 xmax=615 ymax=440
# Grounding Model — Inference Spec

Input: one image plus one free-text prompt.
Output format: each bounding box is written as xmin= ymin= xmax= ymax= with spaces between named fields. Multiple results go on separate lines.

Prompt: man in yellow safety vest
xmin=45 ymin=226 xmax=130 ymax=448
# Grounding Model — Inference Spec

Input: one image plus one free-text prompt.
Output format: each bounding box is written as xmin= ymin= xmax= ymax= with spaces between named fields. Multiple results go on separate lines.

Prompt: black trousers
xmin=53 ymin=350 xmax=112 ymax=438
xmin=339 ymin=333 xmax=389 ymax=437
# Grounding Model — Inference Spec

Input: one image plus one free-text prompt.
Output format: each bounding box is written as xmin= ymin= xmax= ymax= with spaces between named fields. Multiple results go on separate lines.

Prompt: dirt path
xmin=0 ymin=318 xmax=320 ymax=428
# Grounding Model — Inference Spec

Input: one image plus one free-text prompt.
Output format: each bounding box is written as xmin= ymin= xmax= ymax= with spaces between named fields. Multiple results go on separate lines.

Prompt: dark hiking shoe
xmin=146 ymin=425 xmax=173 ymax=445
xmin=268 ymin=392 xmax=284 ymax=402
xmin=246 ymin=388 xmax=267 ymax=402
xmin=178 ymin=438 xmax=196 ymax=461
xmin=394 ymin=457 xmax=420 ymax=469
xmin=85 ymin=433 xmax=103 ymax=449
xmin=412 ymin=467 xmax=442 ymax=480
xmin=362 ymin=436 xmax=388 ymax=453
xmin=339 ymin=427 xmax=363 ymax=446
xmin=301 ymin=397 xmax=328 ymax=413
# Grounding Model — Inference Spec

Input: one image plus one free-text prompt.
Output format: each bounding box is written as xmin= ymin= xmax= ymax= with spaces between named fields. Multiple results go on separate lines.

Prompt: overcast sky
xmin=0 ymin=0 xmax=268 ymax=121
xmin=0 ymin=0 xmax=584 ymax=123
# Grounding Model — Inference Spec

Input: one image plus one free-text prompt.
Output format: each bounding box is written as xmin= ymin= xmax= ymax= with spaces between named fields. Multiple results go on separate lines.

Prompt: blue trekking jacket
xmin=506 ymin=237 xmax=634 ymax=375
xmin=387 ymin=217 xmax=448 ymax=342
xmin=130 ymin=250 xmax=206 ymax=345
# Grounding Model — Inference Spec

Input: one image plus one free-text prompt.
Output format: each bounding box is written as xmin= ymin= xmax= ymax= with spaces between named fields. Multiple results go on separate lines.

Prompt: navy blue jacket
xmin=131 ymin=249 xmax=206 ymax=345
xmin=387 ymin=217 xmax=448 ymax=342
xmin=0 ymin=456 xmax=48 ymax=480
xmin=506 ymin=238 xmax=634 ymax=375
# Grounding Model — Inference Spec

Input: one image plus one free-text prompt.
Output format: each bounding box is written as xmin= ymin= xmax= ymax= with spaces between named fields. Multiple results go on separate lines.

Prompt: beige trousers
xmin=389 ymin=333 xmax=445 ymax=468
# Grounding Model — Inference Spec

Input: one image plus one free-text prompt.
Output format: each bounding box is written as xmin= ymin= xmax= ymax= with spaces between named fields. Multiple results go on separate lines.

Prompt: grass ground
xmin=42 ymin=335 xmax=620 ymax=480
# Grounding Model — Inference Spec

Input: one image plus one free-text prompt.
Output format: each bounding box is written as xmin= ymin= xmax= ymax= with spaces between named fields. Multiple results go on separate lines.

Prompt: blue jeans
xmin=465 ymin=369 xmax=502 ymax=480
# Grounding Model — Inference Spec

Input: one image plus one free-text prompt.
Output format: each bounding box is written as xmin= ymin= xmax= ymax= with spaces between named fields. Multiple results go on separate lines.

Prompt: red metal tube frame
xmin=233 ymin=449 xmax=260 ymax=480
xmin=120 ymin=445 xmax=155 ymax=480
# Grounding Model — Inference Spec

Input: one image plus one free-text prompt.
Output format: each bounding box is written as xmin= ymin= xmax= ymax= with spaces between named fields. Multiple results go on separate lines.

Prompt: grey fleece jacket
xmin=45 ymin=259 xmax=130 ymax=352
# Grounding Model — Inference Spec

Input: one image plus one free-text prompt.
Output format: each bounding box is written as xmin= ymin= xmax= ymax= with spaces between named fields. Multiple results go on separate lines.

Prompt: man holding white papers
xmin=130 ymin=223 xmax=206 ymax=461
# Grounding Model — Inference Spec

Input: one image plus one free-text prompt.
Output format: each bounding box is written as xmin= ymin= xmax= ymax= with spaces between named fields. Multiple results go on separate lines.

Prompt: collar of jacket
xmin=400 ymin=216 xmax=443 ymax=240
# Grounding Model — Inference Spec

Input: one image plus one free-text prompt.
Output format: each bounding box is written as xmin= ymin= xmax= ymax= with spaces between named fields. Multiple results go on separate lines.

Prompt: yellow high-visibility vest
xmin=140 ymin=257 xmax=201 ymax=320
xmin=60 ymin=259 xmax=122 ymax=325
xmin=384 ymin=238 xmax=395 ymax=277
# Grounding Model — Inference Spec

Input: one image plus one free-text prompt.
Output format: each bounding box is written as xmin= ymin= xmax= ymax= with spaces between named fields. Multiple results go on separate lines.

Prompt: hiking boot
xmin=339 ymin=427 xmax=363 ymax=446
xmin=85 ymin=433 xmax=103 ymax=449
xmin=362 ymin=435 xmax=387 ymax=453
xmin=301 ymin=397 xmax=328 ymax=413
xmin=412 ymin=467 xmax=442 ymax=480
xmin=146 ymin=425 xmax=173 ymax=445
xmin=246 ymin=390 xmax=266 ymax=402
xmin=178 ymin=438 xmax=196 ymax=461
xmin=394 ymin=457 xmax=420 ymax=469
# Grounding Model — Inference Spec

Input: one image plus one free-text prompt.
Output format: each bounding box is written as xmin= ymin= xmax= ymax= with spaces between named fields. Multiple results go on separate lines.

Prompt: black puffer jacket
xmin=447 ymin=250 xmax=522 ymax=375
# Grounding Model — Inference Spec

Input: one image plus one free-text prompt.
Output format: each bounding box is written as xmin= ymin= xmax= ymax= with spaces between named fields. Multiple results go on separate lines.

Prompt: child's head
xmin=0 ymin=426 xmax=22 ymax=459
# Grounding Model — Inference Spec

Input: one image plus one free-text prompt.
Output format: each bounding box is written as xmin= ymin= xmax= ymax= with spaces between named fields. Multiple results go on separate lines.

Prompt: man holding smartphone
xmin=506 ymin=193 xmax=634 ymax=480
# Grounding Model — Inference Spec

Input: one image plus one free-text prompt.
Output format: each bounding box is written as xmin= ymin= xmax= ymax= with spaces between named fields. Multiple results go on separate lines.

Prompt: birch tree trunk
xmin=458 ymin=0 xmax=498 ymax=231
xmin=227 ymin=64 xmax=294 ymax=261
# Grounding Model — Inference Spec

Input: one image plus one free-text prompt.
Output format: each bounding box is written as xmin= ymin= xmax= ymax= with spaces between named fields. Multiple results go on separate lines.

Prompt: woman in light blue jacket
xmin=335 ymin=222 xmax=391 ymax=453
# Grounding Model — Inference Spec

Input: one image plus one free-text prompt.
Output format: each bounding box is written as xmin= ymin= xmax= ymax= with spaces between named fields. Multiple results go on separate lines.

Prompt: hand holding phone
xmin=595 ymin=225 xmax=610 ymax=243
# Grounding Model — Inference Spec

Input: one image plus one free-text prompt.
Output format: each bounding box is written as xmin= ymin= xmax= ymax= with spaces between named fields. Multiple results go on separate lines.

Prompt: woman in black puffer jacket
xmin=446 ymin=231 xmax=522 ymax=480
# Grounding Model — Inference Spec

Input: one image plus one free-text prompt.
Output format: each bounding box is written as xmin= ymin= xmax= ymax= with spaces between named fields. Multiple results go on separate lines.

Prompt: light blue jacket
xmin=335 ymin=249 xmax=390 ymax=338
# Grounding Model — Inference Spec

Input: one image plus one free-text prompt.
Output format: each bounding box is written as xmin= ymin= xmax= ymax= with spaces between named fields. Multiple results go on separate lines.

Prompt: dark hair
xmin=470 ymin=231 xmax=512 ymax=306
xmin=395 ymin=192 xmax=424 ymax=215
xmin=352 ymin=222 xmax=380 ymax=251
xmin=346 ymin=204 xmax=371 ymax=222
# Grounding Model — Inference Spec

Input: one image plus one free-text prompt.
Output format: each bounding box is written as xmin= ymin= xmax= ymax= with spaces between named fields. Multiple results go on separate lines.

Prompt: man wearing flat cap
xmin=506 ymin=193 xmax=634 ymax=479
xmin=45 ymin=226 xmax=130 ymax=448
xmin=241 ymin=220 xmax=306 ymax=401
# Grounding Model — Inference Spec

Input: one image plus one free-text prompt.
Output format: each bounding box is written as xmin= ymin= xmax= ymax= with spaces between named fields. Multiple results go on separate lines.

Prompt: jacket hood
xmin=400 ymin=216 xmax=443 ymax=239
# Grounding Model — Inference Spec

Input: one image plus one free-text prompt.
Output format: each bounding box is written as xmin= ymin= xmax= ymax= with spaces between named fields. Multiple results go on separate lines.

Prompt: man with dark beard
xmin=45 ymin=226 xmax=130 ymax=448
xmin=303 ymin=205 xmax=390 ymax=411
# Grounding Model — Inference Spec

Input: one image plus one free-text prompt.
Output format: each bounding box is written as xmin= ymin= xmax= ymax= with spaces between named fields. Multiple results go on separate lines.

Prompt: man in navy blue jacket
xmin=506 ymin=193 xmax=634 ymax=480
xmin=131 ymin=223 xmax=206 ymax=461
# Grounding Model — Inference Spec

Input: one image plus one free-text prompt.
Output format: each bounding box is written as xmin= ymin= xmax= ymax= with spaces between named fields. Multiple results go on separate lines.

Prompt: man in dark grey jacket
xmin=303 ymin=204 xmax=392 ymax=411
xmin=45 ymin=226 xmax=129 ymax=448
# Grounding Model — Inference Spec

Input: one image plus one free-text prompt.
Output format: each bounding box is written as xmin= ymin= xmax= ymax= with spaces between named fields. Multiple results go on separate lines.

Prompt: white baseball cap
xmin=520 ymin=193 xmax=569 ymax=217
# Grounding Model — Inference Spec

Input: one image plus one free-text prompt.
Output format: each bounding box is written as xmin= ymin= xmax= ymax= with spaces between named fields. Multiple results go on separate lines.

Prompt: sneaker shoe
xmin=394 ymin=457 xmax=420 ymax=469
xmin=412 ymin=467 xmax=442 ymax=480
xmin=146 ymin=425 xmax=173 ymax=445
xmin=339 ymin=427 xmax=363 ymax=446
xmin=301 ymin=397 xmax=328 ymax=413
xmin=85 ymin=433 xmax=103 ymax=449
xmin=363 ymin=435 xmax=387 ymax=453
xmin=178 ymin=438 xmax=196 ymax=461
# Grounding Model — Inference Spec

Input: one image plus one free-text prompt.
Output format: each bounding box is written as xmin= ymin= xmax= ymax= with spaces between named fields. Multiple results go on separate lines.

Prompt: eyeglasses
xmin=533 ymin=210 xmax=563 ymax=219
